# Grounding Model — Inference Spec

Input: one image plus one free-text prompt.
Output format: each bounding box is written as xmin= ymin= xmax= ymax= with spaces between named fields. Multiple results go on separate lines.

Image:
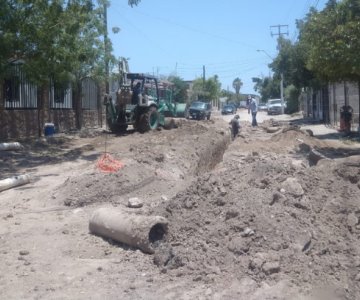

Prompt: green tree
xmin=0 ymin=1 xmax=104 ymax=85
xmin=284 ymin=84 xmax=301 ymax=114
xmin=0 ymin=0 xmax=141 ymax=85
xmin=300 ymin=0 xmax=360 ymax=81
xmin=252 ymin=76 xmax=280 ymax=102
xmin=191 ymin=75 xmax=221 ymax=102
xmin=168 ymin=75 xmax=188 ymax=103
xmin=232 ymin=77 xmax=243 ymax=100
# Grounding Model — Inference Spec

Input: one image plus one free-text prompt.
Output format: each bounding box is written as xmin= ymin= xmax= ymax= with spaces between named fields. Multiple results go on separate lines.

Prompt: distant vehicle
xmin=267 ymin=99 xmax=286 ymax=115
xmin=228 ymin=103 xmax=237 ymax=111
xmin=221 ymin=104 xmax=236 ymax=115
xmin=258 ymin=103 xmax=268 ymax=111
xmin=239 ymin=100 xmax=247 ymax=108
xmin=188 ymin=101 xmax=212 ymax=120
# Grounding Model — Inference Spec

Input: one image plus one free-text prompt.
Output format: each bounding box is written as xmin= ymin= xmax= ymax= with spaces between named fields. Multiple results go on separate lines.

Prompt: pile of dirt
xmin=56 ymin=121 xmax=230 ymax=207
xmin=152 ymin=128 xmax=360 ymax=298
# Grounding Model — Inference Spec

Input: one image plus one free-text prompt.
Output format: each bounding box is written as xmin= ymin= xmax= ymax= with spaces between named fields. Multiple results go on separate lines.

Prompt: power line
xmin=113 ymin=2 xmax=259 ymax=50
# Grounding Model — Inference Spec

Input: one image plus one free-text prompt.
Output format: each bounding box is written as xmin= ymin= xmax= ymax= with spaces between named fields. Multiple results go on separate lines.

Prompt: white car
xmin=267 ymin=99 xmax=286 ymax=115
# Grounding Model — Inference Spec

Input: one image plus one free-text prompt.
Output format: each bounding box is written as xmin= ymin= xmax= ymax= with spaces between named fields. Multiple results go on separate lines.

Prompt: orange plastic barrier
xmin=96 ymin=153 xmax=124 ymax=173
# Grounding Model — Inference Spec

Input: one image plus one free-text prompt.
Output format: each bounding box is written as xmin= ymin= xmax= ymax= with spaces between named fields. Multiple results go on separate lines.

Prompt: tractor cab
xmin=104 ymin=73 xmax=161 ymax=133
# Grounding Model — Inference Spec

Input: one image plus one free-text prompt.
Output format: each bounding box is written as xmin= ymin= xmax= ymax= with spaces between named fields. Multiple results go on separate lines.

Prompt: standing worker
xmin=229 ymin=114 xmax=241 ymax=140
xmin=248 ymin=96 xmax=258 ymax=127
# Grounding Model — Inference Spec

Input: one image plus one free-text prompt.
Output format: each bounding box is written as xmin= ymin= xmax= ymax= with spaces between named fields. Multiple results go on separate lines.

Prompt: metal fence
xmin=81 ymin=77 xmax=98 ymax=110
xmin=49 ymin=81 xmax=72 ymax=109
xmin=4 ymin=64 xmax=38 ymax=109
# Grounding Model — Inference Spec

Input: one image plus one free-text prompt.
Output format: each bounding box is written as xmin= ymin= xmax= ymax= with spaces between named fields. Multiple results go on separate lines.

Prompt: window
xmin=50 ymin=81 xmax=72 ymax=109
xmin=4 ymin=64 xmax=38 ymax=109
xmin=4 ymin=77 xmax=20 ymax=102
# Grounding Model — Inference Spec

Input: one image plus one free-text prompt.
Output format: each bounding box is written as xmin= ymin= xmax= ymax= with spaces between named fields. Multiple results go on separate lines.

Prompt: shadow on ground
xmin=0 ymin=136 xmax=97 ymax=179
xmin=314 ymin=145 xmax=360 ymax=159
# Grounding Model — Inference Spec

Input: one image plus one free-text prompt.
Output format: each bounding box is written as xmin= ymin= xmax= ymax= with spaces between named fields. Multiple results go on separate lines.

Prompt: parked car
xmin=221 ymin=104 xmax=236 ymax=115
xmin=267 ymin=99 xmax=286 ymax=115
xmin=188 ymin=101 xmax=212 ymax=120
xmin=258 ymin=103 xmax=268 ymax=111
xmin=228 ymin=103 xmax=238 ymax=111
xmin=239 ymin=100 xmax=247 ymax=108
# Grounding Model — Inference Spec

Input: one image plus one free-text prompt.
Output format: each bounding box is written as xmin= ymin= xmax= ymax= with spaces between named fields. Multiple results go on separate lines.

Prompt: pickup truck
xmin=187 ymin=101 xmax=212 ymax=120
xmin=267 ymin=99 xmax=286 ymax=115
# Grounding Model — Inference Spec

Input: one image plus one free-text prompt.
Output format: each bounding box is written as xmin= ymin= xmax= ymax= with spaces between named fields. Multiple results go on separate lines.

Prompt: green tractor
xmin=104 ymin=73 xmax=186 ymax=133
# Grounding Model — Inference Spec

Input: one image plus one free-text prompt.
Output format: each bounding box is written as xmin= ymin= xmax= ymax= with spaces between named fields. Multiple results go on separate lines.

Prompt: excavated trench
xmin=58 ymin=121 xmax=231 ymax=208
xmin=55 ymin=121 xmax=232 ymax=259
xmin=195 ymin=133 xmax=230 ymax=175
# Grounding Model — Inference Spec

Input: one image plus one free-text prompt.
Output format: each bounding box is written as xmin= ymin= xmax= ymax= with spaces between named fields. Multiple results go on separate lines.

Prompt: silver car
xmin=267 ymin=99 xmax=286 ymax=115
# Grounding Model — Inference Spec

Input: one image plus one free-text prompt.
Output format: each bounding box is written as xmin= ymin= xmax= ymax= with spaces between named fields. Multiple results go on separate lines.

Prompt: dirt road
xmin=1 ymin=115 xmax=360 ymax=299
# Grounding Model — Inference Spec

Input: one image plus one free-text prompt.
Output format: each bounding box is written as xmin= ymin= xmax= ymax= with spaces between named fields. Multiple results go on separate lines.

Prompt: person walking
xmin=248 ymin=96 xmax=258 ymax=127
xmin=229 ymin=114 xmax=241 ymax=140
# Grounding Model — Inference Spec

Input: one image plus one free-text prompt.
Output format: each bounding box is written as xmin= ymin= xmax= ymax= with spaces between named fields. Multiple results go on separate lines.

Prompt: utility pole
xmin=202 ymin=65 xmax=206 ymax=98
xmin=270 ymin=24 xmax=288 ymax=114
xmin=104 ymin=3 xmax=109 ymax=95
xmin=270 ymin=25 xmax=289 ymax=40
xmin=203 ymin=65 xmax=206 ymax=85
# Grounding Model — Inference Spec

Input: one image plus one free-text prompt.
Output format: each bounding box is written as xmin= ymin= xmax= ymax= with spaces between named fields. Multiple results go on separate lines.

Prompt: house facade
xmin=0 ymin=63 xmax=103 ymax=140
xmin=300 ymin=81 xmax=360 ymax=132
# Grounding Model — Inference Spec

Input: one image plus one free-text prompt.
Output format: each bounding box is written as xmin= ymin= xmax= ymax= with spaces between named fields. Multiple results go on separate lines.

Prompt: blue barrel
xmin=44 ymin=123 xmax=55 ymax=136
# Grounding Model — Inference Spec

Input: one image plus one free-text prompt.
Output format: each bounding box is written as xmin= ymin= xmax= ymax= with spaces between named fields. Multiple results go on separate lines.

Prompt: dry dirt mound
xmin=152 ymin=131 xmax=360 ymax=299
xmin=55 ymin=120 xmax=230 ymax=207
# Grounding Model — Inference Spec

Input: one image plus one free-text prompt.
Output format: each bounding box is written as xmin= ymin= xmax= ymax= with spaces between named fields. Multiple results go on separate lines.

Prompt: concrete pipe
xmin=89 ymin=207 xmax=168 ymax=254
xmin=0 ymin=174 xmax=31 ymax=192
xmin=0 ymin=142 xmax=23 ymax=151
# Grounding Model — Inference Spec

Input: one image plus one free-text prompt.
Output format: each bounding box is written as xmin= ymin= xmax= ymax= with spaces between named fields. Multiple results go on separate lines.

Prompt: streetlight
xmin=256 ymin=49 xmax=284 ymax=114
xmin=256 ymin=49 xmax=273 ymax=60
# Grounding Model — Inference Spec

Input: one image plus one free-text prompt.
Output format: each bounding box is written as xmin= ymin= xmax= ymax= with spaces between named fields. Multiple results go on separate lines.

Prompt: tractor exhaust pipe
xmin=89 ymin=207 xmax=168 ymax=254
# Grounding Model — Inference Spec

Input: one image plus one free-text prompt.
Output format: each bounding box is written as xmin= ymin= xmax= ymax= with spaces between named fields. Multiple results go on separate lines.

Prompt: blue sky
xmin=108 ymin=0 xmax=326 ymax=95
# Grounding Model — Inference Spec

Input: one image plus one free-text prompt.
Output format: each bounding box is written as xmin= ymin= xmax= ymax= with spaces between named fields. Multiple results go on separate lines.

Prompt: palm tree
xmin=232 ymin=77 xmax=243 ymax=101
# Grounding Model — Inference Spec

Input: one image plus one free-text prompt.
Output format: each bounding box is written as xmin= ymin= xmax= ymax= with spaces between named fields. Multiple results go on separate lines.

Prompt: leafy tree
xmin=205 ymin=75 xmax=221 ymax=102
xmin=232 ymin=77 xmax=243 ymax=100
xmin=0 ymin=0 xmax=18 ymax=76
xmin=191 ymin=75 xmax=221 ymax=102
xmin=300 ymin=0 xmax=360 ymax=82
xmin=0 ymin=0 xmax=141 ymax=85
xmin=252 ymin=76 xmax=280 ymax=102
xmin=284 ymin=84 xmax=300 ymax=114
xmin=0 ymin=1 xmax=104 ymax=85
xmin=168 ymin=75 xmax=188 ymax=103
xmin=220 ymin=89 xmax=233 ymax=98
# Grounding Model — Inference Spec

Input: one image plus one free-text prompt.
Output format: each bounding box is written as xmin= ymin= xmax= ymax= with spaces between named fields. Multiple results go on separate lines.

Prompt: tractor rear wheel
xmin=138 ymin=106 xmax=159 ymax=133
